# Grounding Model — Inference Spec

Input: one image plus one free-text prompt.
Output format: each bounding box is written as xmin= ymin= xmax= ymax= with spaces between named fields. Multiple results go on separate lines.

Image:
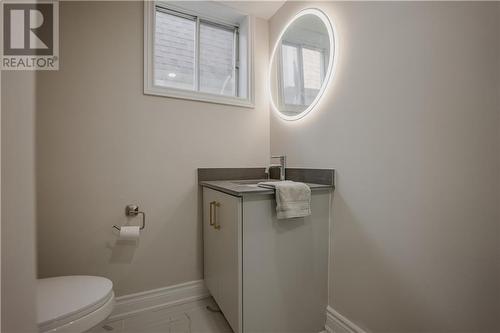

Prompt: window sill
xmin=144 ymin=86 xmax=255 ymax=108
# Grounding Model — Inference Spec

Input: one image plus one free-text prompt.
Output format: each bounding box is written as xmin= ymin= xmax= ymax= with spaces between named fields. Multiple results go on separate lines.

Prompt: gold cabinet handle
xmin=209 ymin=201 xmax=216 ymax=227
xmin=209 ymin=201 xmax=221 ymax=230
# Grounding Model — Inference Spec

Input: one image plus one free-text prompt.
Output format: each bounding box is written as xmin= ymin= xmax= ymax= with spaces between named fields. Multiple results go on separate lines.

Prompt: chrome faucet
xmin=269 ymin=155 xmax=287 ymax=181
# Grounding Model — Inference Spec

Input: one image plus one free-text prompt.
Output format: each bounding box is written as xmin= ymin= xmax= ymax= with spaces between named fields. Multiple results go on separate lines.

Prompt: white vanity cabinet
xmin=202 ymin=186 xmax=331 ymax=333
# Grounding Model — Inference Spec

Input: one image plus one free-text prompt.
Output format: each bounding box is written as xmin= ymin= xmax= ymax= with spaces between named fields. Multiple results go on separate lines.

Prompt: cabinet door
xmin=203 ymin=188 xmax=242 ymax=333
xmin=242 ymin=191 xmax=331 ymax=333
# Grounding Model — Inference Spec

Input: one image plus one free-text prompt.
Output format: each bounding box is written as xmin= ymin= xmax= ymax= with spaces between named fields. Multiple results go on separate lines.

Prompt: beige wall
xmin=497 ymin=5 xmax=500 ymax=318
xmin=36 ymin=1 xmax=269 ymax=296
xmin=270 ymin=2 xmax=500 ymax=332
xmin=1 ymin=72 xmax=38 ymax=332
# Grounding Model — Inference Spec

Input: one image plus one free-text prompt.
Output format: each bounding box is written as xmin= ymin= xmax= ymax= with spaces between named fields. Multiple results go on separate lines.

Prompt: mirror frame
xmin=269 ymin=8 xmax=337 ymax=121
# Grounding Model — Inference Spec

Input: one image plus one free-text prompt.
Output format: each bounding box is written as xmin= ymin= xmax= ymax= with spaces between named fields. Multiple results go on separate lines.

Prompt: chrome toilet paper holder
xmin=113 ymin=204 xmax=146 ymax=231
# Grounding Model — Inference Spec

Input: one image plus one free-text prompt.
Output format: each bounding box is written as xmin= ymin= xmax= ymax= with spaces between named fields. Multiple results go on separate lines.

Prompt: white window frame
xmin=144 ymin=1 xmax=254 ymax=108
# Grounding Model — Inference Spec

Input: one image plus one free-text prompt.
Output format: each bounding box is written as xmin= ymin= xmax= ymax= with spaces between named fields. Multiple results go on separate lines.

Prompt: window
xmin=145 ymin=2 xmax=253 ymax=107
xmin=154 ymin=9 xmax=196 ymax=90
xmin=199 ymin=22 xmax=238 ymax=96
xmin=280 ymin=42 xmax=326 ymax=108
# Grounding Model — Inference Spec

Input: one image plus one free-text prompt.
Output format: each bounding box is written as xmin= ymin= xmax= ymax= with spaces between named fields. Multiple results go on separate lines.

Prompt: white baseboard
xmin=325 ymin=306 xmax=368 ymax=333
xmin=108 ymin=280 xmax=210 ymax=321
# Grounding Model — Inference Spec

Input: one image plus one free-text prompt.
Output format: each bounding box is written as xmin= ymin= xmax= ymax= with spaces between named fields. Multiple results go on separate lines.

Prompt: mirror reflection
xmin=270 ymin=9 xmax=334 ymax=120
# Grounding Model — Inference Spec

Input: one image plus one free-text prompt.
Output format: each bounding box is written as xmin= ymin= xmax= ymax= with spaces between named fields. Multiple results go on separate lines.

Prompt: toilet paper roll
xmin=119 ymin=226 xmax=140 ymax=240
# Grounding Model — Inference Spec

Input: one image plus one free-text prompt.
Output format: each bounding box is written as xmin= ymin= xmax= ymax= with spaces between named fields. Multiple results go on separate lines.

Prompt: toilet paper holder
xmin=113 ymin=204 xmax=146 ymax=231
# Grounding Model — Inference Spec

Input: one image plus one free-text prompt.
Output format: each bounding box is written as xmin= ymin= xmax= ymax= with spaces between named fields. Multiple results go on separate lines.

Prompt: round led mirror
xmin=270 ymin=8 xmax=336 ymax=121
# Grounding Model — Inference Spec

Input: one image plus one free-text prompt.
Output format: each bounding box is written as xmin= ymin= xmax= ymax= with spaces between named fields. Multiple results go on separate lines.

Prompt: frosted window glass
xmin=199 ymin=22 xmax=236 ymax=96
xmin=154 ymin=10 xmax=195 ymax=90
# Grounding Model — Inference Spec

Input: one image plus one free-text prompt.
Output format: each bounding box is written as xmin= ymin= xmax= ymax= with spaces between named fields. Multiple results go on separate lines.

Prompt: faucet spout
xmin=270 ymin=155 xmax=287 ymax=181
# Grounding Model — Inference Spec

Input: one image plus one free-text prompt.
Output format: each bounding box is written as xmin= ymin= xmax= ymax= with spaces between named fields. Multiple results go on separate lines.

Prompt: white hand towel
xmin=258 ymin=181 xmax=311 ymax=219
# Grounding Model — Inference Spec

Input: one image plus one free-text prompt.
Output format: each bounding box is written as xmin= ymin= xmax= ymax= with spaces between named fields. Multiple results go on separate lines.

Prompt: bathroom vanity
xmin=199 ymin=168 xmax=334 ymax=333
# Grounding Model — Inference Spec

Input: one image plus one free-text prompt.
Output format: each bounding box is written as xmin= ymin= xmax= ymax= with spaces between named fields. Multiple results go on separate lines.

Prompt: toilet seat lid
xmin=37 ymin=276 xmax=113 ymax=327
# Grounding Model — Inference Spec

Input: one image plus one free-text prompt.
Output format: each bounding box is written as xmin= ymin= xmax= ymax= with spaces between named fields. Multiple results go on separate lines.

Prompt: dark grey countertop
xmin=200 ymin=179 xmax=333 ymax=197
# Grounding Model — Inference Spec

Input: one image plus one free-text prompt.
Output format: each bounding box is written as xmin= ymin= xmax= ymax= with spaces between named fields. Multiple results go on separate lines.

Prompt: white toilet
xmin=37 ymin=276 xmax=115 ymax=333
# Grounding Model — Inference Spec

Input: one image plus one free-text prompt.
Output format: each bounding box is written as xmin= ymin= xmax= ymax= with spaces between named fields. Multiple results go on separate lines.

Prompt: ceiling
xmin=217 ymin=1 xmax=287 ymax=20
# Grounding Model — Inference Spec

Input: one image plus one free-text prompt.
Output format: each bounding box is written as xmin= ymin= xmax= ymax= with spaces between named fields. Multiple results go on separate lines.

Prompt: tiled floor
xmin=90 ymin=298 xmax=233 ymax=333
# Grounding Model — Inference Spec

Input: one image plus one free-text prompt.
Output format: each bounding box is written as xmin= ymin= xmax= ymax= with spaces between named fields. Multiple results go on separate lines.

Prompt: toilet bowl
xmin=37 ymin=276 xmax=115 ymax=333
